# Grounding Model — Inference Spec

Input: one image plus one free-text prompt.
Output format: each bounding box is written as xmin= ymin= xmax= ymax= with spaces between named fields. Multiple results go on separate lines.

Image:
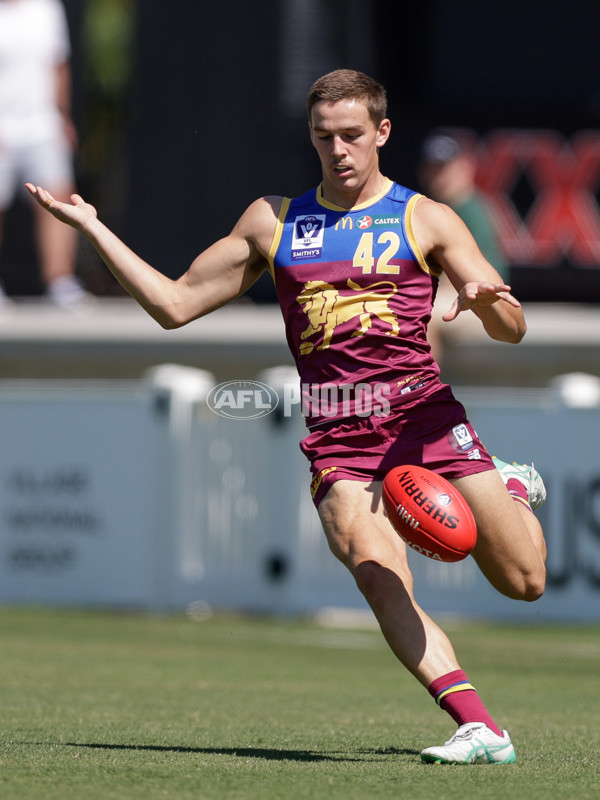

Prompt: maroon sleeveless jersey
xmin=268 ymin=179 xmax=445 ymax=427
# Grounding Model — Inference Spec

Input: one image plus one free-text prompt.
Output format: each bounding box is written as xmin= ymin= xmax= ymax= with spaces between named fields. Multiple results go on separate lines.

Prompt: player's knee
xmin=523 ymin=571 xmax=546 ymax=602
xmin=511 ymin=566 xmax=546 ymax=602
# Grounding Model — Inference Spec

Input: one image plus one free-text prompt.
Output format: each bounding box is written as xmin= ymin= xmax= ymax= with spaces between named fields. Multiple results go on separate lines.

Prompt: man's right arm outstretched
xmin=25 ymin=184 xmax=279 ymax=328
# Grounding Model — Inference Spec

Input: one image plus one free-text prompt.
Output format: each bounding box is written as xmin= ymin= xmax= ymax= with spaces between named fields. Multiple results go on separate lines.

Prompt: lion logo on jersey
xmin=297 ymin=278 xmax=399 ymax=355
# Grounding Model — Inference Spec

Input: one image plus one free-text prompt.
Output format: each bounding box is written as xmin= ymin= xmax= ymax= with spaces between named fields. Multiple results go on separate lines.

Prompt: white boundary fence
xmin=0 ymin=366 xmax=598 ymax=621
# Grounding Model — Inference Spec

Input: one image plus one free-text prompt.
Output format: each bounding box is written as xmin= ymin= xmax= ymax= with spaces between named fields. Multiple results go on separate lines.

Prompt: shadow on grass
xmin=63 ymin=742 xmax=419 ymax=762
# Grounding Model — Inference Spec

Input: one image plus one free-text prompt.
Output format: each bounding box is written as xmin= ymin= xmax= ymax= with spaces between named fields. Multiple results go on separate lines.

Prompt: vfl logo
xmin=451 ymin=423 xmax=474 ymax=452
xmin=292 ymin=214 xmax=326 ymax=260
xmin=294 ymin=215 xmax=325 ymax=243
xmin=297 ymin=278 xmax=399 ymax=355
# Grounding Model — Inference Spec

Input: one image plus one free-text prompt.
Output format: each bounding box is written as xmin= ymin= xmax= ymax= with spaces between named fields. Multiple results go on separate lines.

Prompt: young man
xmin=27 ymin=69 xmax=547 ymax=765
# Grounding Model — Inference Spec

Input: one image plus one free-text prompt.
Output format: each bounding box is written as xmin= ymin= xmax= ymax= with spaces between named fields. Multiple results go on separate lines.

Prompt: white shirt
xmin=0 ymin=0 xmax=70 ymax=146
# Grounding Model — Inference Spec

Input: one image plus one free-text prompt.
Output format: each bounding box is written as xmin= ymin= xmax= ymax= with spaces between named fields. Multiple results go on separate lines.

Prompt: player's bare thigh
xmin=450 ymin=469 xmax=546 ymax=600
xmin=317 ymin=478 xmax=412 ymax=579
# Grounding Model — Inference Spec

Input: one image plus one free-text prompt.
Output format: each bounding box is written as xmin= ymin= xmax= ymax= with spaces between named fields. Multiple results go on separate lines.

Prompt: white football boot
xmin=420 ymin=722 xmax=517 ymax=765
xmin=492 ymin=456 xmax=547 ymax=510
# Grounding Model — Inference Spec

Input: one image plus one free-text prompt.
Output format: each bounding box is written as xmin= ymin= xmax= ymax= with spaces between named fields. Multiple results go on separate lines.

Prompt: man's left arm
xmin=413 ymin=197 xmax=526 ymax=343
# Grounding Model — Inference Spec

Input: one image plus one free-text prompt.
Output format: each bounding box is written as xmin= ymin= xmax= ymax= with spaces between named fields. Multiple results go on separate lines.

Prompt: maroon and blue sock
xmin=427 ymin=669 xmax=502 ymax=736
xmin=506 ymin=478 xmax=532 ymax=511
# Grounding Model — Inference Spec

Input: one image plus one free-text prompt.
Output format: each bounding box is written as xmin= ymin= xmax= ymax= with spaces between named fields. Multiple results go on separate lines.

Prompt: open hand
xmin=442 ymin=282 xmax=521 ymax=322
xmin=25 ymin=184 xmax=98 ymax=231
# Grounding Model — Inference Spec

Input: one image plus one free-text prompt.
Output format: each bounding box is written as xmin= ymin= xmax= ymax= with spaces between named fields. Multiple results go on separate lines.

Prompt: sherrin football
xmin=382 ymin=465 xmax=477 ymax=562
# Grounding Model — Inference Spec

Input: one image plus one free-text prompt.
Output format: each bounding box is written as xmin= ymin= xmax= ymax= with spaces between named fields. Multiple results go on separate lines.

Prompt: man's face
xmin=309 ymin=99 xmax=390 ymax=203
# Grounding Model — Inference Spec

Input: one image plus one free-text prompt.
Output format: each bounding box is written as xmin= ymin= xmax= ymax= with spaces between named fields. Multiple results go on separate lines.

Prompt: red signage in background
xmin=473 ymin=130 xmax=600 ymax=267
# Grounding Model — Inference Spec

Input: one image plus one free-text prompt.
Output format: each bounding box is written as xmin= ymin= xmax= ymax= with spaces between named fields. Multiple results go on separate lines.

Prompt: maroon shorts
xmin=301 ymin=384 xmax=495 ymax=508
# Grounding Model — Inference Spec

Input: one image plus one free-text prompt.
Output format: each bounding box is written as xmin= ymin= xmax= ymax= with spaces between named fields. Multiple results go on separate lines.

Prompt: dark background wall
xmin=3 ymin=0 xmax=600 ymax=302
xmin=121 ymin=0 xmax=600 ymax=303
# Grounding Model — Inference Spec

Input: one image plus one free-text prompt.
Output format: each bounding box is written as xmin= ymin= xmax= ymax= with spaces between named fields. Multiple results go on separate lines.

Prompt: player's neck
xmin=320 ymin=172 xmax=389 ymax=209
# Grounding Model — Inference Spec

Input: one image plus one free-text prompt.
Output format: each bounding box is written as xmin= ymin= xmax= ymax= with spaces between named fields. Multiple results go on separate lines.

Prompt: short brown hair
xmin=306 ymin=69 xmax=388 ymax=127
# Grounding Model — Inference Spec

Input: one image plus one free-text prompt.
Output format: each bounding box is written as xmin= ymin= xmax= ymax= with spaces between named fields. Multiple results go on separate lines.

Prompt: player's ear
xmin=376 ymin=118 xmax=391 ymax=148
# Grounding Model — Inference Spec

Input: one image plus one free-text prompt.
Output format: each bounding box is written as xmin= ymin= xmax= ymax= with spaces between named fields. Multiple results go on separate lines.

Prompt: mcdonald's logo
xmin=335 ymin=216 xmax=354 ymax=231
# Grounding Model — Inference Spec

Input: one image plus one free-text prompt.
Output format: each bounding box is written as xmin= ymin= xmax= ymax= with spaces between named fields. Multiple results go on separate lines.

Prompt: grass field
xmin=0 ymin=606 xmax=599 ymax=800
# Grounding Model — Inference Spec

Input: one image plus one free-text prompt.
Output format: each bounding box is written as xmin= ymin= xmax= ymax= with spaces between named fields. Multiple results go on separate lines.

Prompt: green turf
xmin=0 ymin=607 xmax=598 ymax=799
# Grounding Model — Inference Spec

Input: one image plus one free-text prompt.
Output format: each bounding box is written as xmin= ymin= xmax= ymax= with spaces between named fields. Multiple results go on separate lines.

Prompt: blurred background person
xmin=0 ymin=0 xmax=90 ymax=309
xmin=418 ymin=130 xmax=508 ymax=363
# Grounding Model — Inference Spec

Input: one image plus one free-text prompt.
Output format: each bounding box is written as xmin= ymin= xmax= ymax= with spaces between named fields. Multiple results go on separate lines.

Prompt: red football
xmin=382 ymin=465 xmax=477 ymax=562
